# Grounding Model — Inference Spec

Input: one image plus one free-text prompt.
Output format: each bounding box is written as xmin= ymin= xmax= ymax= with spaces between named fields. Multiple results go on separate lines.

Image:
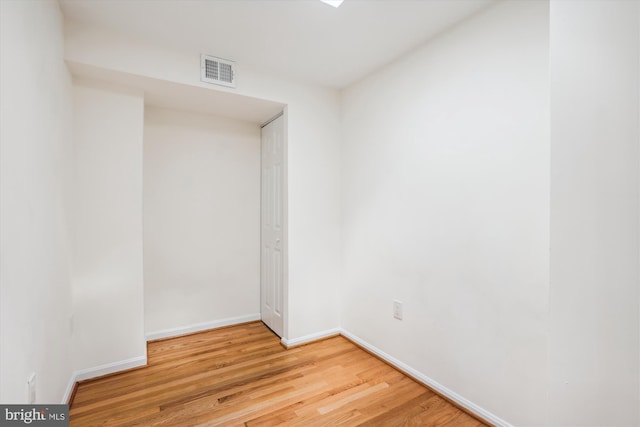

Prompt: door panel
xmin=261 ymin=114 xmax=285 ymax=337
xmin=274 ymin=248 xmax=282 ymax=316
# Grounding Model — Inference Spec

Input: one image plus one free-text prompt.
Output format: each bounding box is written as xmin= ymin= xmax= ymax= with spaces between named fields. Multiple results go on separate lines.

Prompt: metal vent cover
xmin=201 ymin=54 xmax=236 ymax=88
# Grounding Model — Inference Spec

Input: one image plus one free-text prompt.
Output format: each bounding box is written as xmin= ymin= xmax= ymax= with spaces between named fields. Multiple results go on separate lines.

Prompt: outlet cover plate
xmin=27 ymin=372 xmax=36 ymax=404
xmin=393 ymin=300 xmax=403 ymax=320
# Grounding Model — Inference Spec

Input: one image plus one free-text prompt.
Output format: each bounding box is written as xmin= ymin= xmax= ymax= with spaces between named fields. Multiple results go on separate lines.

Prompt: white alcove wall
xmin=71 ymin=79 xmax=146 ymax=379
xmin=143 ymin=106 xmax=262 ymax=337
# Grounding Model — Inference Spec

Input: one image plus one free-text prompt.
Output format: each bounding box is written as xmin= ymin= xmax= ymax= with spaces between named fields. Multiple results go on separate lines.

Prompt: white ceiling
xmin=59 ymin=0 xmax=497 ymax=89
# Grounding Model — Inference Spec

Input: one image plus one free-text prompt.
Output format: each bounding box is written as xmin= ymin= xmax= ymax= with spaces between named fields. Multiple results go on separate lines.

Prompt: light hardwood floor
xmin=70 ymin=321 xmax=487 ymax=426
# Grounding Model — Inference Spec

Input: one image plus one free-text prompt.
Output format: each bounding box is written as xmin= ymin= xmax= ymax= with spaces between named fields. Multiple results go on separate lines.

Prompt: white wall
xmin=341 ymin=2 xmax=549 ymax=425
xmin=0 ymin=0 xmax=74 ymax=404
xmin=549 ymin=1 xmax=640 ymax=425
xmin=71 ymin=81 xmax=146 ymax=373
xmin=281 ymin=93 xmax=341 ymax=339
xmin=143 ymin=107 xmax=260 ymax=334
xmin=64 ymin=21 xmax=343 ymax=341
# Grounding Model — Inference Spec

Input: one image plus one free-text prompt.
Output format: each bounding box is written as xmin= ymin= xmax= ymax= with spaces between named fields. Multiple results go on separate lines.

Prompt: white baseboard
xmin=145 ymin=313 xmax=261 ymax=342
xmin=281 ymin=327 xmax=341 ymax=348
xmin=73 ymin=355 xmax=147 ymax=382
xmin=62 ymin=355 xmax=147 ymax=403
xmin=62 ymin=374 xmax=77 ymax=404
xmin=340 ymin=329 xmax=512 ymax=427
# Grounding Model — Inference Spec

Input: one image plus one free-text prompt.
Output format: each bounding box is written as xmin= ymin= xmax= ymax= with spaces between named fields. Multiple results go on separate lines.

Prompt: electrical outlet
xmin=27 ymin=372 xmax=36 ymax=404
xmin=393 ymin=300 xmax=403 ymax=320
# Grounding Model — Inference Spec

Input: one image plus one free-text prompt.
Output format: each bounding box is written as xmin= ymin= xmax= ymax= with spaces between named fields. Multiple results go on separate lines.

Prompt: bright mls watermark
xmin=0 ymin=405 xmax=68 ymax=426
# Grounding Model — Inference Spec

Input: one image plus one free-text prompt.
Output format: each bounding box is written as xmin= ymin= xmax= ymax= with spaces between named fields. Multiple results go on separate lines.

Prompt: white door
xmin=261 ymin=114 xmax=285 ymax=337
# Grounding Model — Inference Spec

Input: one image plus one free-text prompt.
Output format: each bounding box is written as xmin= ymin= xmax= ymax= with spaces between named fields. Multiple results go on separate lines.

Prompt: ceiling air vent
xmin=200 ymin=54 xmax=236 ymax=88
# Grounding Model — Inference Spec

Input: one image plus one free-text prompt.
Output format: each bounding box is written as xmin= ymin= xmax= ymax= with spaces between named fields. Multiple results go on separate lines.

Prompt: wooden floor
xmin=70 ymin=322 xmax=487 ymax=426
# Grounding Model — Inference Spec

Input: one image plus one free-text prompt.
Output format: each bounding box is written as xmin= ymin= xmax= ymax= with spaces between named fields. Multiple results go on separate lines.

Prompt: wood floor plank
xmin=70 ymin=321 xmax=489 ymax=426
